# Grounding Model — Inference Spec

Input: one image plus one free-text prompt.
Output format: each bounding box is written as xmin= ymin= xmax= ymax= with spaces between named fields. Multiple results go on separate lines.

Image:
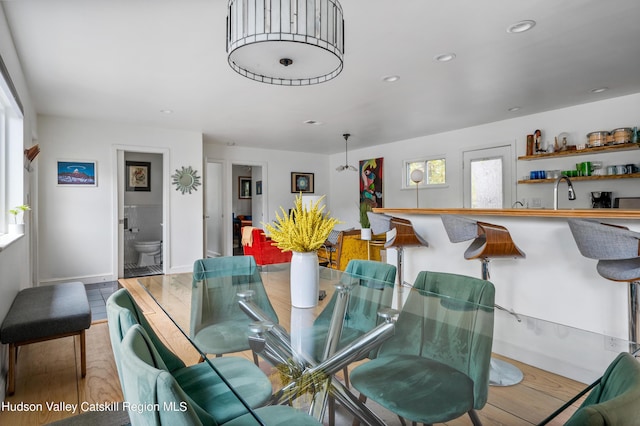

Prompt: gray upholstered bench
xmin=0 ymin=282 xmax=91 ymax=395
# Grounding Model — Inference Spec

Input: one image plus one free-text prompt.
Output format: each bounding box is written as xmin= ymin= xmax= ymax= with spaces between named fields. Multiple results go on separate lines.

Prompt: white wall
xmin=329 ymin=93 xmax=640 ymax=226
xmin=37 ymin=115 xmax=203 ymax=284
xmin=0 ymin=3 xmax=38 ymax=403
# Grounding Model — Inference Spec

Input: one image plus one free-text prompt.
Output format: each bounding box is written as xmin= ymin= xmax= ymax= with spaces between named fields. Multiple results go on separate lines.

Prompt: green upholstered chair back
xmin=379 ymin=271 xmax=495 ymax=409
xmin=315 ymin=259 xmax=396 ymax=332
xmin=565 ymin=352 xmax=640 ymax=426
xmin=120 ymin=324 xmax=216 ymax=426
xmin=106 ymin=288 xmax=186 ymax=393
xmin=190 ymin=256 xmax=278 ymax=354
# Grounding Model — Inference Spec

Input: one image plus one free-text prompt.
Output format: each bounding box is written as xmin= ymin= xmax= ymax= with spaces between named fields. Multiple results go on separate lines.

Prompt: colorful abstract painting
xmin=359 ymin=158 xmax=383 ymax=227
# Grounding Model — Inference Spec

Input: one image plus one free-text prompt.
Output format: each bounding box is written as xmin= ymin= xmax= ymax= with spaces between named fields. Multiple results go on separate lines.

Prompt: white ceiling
xmin=2 ymin=0 xmax=640 ymax=154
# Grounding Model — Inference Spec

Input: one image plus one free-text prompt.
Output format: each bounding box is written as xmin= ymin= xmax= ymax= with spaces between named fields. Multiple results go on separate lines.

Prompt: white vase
xmin=290 ymin=251 xmax=319 ymax=308
xmin=8 ymin=224 xmax=24 ymax=234
xmin=361 ymin=228 xmax=372 ymax=240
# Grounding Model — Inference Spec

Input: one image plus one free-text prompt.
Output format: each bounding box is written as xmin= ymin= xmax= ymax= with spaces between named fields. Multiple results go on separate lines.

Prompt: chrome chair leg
xmin=629 ymin=281 xmax=640 ymax=346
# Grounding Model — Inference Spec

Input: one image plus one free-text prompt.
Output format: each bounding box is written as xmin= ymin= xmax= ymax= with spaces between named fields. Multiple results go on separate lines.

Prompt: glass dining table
xmin=136 ymin=262 xmax=639 ymax=425
xmin=137 ymin=262 xmax=406 ymax=425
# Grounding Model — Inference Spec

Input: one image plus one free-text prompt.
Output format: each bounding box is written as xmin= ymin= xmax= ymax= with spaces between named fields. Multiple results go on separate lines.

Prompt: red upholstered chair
xmin=242 ymin=227 xmax=292 ymax=265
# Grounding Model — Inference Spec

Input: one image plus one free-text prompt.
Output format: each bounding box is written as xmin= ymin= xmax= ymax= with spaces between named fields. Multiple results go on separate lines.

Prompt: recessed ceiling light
xmin=434 ymin=53 xmax=456 ymax=62
xmin=590 ymin=87 xmax=609 ymax=94
xmin=382 ymin=75 xmax=400 ymax=82
xmin=160 ymin=109 xmax=173 ymax=114
xmin=303 ymin=119 xmax=324 ymax=125
xmin=508 ymin=106 xmax=521 ymax=112
xmin=507 ymin=20 xmax=536 ymax=34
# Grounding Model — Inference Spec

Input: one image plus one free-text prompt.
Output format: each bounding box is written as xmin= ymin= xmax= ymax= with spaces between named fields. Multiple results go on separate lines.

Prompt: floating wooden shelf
xmin=518 ymin=173 xmax=640 ymax=184
xmin=518 ymin=143 xmax=639 ymax=161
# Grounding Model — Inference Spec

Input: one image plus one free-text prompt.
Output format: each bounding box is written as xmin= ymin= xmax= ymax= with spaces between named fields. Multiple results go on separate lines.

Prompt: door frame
xmin=112 ymin=145 xmax=170 ymax=278
xmin=462 ymin=142 xmax=516 ymax=208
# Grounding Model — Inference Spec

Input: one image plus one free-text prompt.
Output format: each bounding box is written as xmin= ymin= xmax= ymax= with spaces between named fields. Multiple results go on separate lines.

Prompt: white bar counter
xmin=373 ymin=208 xmax=640 ymax=341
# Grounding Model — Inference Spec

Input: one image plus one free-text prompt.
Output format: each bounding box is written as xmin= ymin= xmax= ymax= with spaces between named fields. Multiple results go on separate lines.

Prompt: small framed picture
xmin=126 ymin=161 xmax=151 ymax=192
xmin=57 ymin=160 xmax=97 ymax=186
xmin=291 ymin=172 xmax=314 ymax=193
xmin=239 ymin=176 xmax=251 ymax=199
xmin=256 ymin=180 xmax=263 ymax=195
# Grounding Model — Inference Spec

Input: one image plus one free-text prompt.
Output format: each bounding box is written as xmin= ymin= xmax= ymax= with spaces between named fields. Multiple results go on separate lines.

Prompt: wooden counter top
xmin=373 ymin=208 xmax=640 ymax=219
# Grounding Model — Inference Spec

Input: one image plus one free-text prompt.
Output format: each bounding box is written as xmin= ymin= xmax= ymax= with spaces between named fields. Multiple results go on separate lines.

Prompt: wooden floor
xmin=0 ymin=275 xmax=589 ymax=426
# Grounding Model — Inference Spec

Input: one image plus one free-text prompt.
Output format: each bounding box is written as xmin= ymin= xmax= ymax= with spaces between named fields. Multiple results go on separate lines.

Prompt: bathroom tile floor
xmin=123 ymin=263 xmax=163 ymax=278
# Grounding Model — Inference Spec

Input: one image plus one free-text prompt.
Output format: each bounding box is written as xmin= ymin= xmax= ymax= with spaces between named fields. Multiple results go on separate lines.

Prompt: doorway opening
xmin=203 ymin=160 xmax=267 ymax=258
xmin=116 ymin=148 xmax=168 ymax=278
xmin=231 ymin=164 xmax=260 ymax=256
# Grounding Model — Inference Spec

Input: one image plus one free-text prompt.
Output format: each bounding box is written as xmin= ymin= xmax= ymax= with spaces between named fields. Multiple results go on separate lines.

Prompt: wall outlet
xmin=531 ymin=197 xmax=542 ymax=208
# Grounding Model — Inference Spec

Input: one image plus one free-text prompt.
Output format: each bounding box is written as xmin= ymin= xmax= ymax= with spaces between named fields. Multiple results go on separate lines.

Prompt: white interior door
xmin=463 ymin=144 xmax=514 ymax=208
xmin=205 ymin=161 xmax=223 ymax=257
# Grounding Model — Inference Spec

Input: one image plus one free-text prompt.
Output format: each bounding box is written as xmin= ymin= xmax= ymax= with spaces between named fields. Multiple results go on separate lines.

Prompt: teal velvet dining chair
xmin=106 ymin=288 xmax=273 ymax=424
xmin=310 ymin=259 xmax=396 ymax=386
xmin=350 ymin=271 xmax=495 ymax=425
xmin=120 ymin=324 xmax=322 ymax=426
xmin=538 ymin=352 xmax=640 ymax=426
xmin=191 ymin=256 xmax=279 ymax=363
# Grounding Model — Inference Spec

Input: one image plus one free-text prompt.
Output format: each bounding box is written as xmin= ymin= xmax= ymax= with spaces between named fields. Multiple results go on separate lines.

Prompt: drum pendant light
xmin=226 ymin=0 xmax=345 ymax=86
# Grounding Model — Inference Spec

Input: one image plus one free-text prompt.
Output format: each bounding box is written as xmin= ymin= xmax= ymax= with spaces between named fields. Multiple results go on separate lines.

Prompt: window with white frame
xmin=403 ymin=156 xmax=446 ymax=189
xmin=0 ymin=55 xmax=25 ymax=235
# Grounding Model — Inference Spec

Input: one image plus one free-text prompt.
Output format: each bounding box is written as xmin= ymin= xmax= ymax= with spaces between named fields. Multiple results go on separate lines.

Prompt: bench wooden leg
xmin=80 ymin=330 xmax=87 ymax=377
xmin=8 ymin=343 xmax=16 ymax=395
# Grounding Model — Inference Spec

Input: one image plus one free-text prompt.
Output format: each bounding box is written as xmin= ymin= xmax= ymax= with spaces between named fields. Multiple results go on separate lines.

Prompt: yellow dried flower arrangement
xmin=264 ymin=194 xmax=340 ymax=253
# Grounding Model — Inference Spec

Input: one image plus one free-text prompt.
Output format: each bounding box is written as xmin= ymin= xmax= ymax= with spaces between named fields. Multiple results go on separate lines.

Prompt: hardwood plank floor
xmin=1 ymin=275 xmax=590 ymax=425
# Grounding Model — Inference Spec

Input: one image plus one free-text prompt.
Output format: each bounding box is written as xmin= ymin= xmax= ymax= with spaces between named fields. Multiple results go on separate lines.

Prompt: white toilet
xmin=133 ymin=241 xmax=162 ymax=266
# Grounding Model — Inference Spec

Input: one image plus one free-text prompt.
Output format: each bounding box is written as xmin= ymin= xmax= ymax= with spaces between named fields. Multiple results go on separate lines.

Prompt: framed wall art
xmin=291 ymin=172 xmax=314 ymax=193
xmin=360 ymin=158 xmax=383 ymax=208
xmin=126 ymin=161 xmax=151 ymax=191
xmin=239 ymin=176 xmax=251 ymax=199
xmin=57 ymin=160 xmax=97 ymax=186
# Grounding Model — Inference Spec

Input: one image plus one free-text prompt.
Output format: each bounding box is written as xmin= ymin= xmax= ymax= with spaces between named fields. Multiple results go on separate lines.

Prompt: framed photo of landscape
xmin=57 ymin=160 xmax=97 ymax=186
xmin=291 ymin=172 xmax=314 ymax=193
